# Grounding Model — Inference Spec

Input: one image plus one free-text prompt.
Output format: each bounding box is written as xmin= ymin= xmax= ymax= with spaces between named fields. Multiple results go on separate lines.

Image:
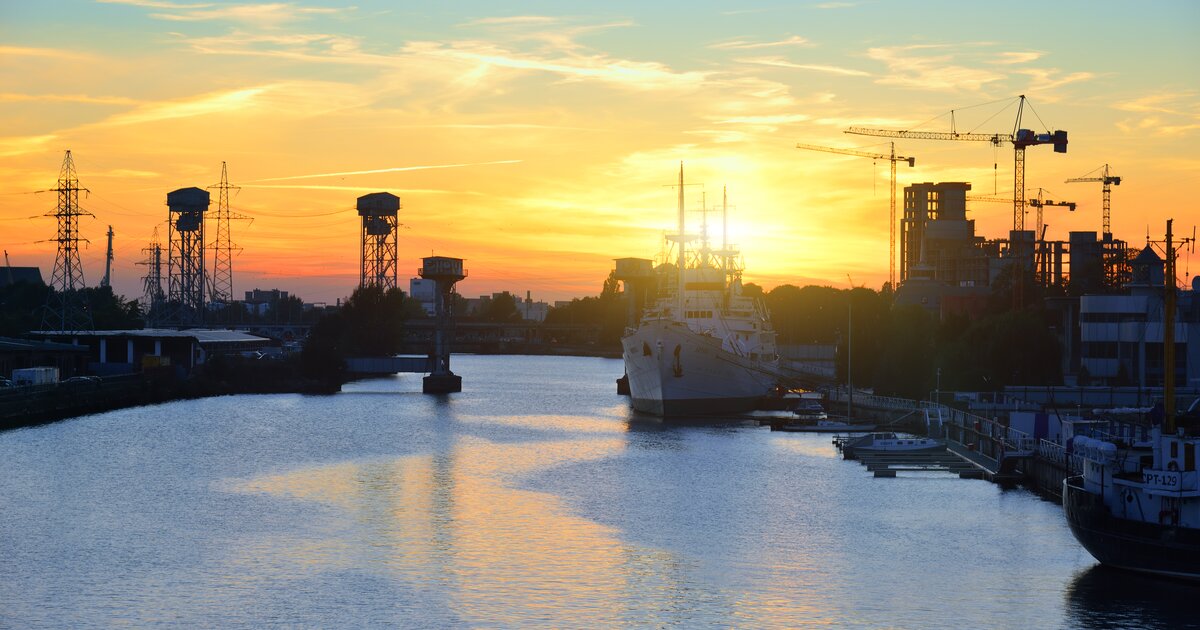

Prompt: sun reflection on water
xmin=224 ymin=436 xmax=711 ymax=625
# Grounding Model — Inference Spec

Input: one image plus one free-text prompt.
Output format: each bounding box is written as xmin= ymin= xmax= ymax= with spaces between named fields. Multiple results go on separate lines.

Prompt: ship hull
xmin=1063 ymin=477 xmax=1200 ymax=580
xmin=621 ymin=319 xmax=778 ymax=417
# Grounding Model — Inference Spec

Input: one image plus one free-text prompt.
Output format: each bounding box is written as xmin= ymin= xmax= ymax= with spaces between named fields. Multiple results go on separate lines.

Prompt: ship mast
xmin=722 ymin=186 xmax=728 ymax=278
xmin=677 ymin=162 xmax=686 ymax=320
xmin=1165 ymin=219 xmax=1176 ymax=434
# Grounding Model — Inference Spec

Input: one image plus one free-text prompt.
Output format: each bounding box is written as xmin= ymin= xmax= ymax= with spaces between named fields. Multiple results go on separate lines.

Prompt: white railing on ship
xmin=1038 ymin=439 xmax=1084 ymax=473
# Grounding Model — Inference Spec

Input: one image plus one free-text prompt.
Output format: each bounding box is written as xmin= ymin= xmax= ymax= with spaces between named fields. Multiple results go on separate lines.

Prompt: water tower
xmin=357 ymin=192 xmax=400 ymax=290
xmin=419 ymin=256 xmax=466 ymax=393
xmin=166 ymin=186 xmax=209 ymax=326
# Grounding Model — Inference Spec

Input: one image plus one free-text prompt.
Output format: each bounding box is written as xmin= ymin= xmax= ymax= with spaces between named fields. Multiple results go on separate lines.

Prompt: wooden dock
xmin=848 ymin=449 xmax=987 ymax=479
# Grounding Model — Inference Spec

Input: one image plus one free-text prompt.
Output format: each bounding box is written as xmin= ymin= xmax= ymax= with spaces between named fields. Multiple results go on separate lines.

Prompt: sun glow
xmin=1 ymin=2 xmax=1195 ymax=303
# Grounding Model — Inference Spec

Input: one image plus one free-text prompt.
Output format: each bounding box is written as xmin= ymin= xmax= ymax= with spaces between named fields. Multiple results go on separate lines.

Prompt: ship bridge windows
xmin=685 ymin=310 xmax=713 ymax=319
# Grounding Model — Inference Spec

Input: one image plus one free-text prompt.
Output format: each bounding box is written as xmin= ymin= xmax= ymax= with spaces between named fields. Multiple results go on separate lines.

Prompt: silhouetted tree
xmin=481 ymin=292 xmax=522 ymax=323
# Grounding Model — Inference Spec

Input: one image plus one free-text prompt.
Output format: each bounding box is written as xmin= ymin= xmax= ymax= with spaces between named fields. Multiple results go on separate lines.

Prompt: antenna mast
xmin=101 ymin=225 xmax=114 ymax=288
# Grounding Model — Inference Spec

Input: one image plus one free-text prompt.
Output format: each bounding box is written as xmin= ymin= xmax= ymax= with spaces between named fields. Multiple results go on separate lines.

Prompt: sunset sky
xmin=2 ymin=1 xmax=1197 ymax=305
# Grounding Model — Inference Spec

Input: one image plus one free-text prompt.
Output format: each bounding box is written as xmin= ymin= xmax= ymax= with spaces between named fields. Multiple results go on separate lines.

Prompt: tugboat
xmin=1063 ymin=404 xmax=1200 ymax=579
xmin=1062 ymin=220 xmax=1200 ymax=580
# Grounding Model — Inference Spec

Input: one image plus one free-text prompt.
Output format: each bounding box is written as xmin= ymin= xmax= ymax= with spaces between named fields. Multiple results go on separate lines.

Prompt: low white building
xmin=1078 ymin=246 xmax=1199 ymax=388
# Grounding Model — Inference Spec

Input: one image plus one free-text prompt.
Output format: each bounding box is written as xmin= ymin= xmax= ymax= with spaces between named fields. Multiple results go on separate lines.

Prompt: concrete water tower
xmin=419 ymin=256 xmax=466 ymax=393
xmin=357 ymin=192 xmax=400 ymax=290
xmin=166 ymin=186 xmax=209 ymax=326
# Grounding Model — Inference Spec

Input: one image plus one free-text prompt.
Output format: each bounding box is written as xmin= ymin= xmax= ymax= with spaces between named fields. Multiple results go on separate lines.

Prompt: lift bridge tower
xmin=166 ymin=187 xmax=209 ymax=327
xmin=358 ymin=192 xmax=400 ymax=290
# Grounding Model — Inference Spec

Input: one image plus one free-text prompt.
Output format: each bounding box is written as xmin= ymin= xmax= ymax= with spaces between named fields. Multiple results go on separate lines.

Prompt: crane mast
xmin=795 ymin=141 xmax=915 ymax=290
xmin=1066 ymin=163 xmax=1121 ymax=239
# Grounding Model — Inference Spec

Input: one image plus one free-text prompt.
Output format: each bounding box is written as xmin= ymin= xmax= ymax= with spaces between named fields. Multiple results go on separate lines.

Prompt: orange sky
xmin=2 ymin=1 xmax=1198 ymax=304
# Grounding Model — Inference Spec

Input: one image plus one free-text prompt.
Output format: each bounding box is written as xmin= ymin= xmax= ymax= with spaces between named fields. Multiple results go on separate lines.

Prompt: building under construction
xmin=896 ymin=182 xmax=1129 ymax=314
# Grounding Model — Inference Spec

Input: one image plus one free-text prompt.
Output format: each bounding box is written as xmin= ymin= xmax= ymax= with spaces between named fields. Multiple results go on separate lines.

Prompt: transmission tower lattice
xmin=139 ymin=228 xmax=166 ymax=327
xmin=41 ymin=150 xmax=94 ymax=331
xmin=209 ymin=161 xmax=244 ymax=306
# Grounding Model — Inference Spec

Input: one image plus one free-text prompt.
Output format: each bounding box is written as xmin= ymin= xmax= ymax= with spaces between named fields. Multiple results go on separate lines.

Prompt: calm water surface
xmin=0 ymin=355 xmax=1192 ymax=628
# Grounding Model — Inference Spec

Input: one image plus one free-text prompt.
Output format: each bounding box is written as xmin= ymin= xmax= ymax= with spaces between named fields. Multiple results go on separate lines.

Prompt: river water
xmin=0 ymin=355 xmax=1192 ymax=628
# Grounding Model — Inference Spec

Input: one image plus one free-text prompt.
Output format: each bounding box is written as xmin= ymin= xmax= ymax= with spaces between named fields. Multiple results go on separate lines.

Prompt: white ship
xmin=620 ymin=165 xmax=782 ymax=416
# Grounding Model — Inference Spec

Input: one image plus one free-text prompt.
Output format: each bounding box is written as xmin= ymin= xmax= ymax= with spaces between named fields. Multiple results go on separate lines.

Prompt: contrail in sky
xmin=247 ymin=159 xmax=522 ymax=183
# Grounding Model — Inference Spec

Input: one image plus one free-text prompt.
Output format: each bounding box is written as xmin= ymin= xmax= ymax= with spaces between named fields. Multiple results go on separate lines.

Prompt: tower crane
xmin=967 ymin=189 xmax=1075 ymax=237
xmin=1026 ymin=188 xmax=1075 ymax=238
xmin=846 ymin=95 xmax=1067 ymax=235
xmin=1065 ymin=164 xmax=1120 ymax=239
xmin=795 ymin=141 xmax=915 ymax=290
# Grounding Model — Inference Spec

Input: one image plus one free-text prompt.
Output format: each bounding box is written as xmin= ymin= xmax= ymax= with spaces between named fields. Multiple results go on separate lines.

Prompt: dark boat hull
xmin=1063 ymin=478 xmax=1200 ymax=580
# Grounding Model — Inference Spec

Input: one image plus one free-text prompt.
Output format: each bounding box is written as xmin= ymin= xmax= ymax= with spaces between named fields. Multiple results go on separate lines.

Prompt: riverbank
xmin=0 ymin=357 xmax=337 ymax=432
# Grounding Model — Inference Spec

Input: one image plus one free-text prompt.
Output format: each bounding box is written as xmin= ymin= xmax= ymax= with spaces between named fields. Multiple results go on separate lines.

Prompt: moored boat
xmin=841 ymin=432 xmax=945 ymax=459
xmin=621 ymin=165 xmax=782 ymax=417
xmin=773 ymin=418 xmax=876 ymax=433
xmin=1062 ymin=220 xmax=1200 ymax=581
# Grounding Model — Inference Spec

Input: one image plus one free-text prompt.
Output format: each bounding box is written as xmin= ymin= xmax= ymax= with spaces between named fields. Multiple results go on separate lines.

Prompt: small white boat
xmin=842 ymin=432 xmax=945 ymax=458
xmin=774 ymin=418 xmax=876 ymax=433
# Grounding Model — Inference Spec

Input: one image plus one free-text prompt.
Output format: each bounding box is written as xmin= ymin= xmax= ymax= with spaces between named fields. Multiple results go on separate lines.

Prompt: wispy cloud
xmin=100 ymin=0 xmax=346 ymax=26
xmin=866 ymin=44 xmax=1005 ymax=92
xmin=0 ymin=134 xmax=59 ymax=158
xmin=240 ymin=185 xmax=484 ymax=194
xmin=0 ymin=45 xmax=93 ymax=60
xmin=1114 ymin=91 xmax=1200 ymax=137
xmin=1014 ymin=68 xmax=1095 ymax=92
xmin=991 ymin=51 xmax=1043 ymax=65
xmin=247 ymin=160 xmax=522 ymax=183
xmin=0 ymin=93 xmax=138 ymax=105
xmin=716 ymin=114 xmax=811 ymax=126
xmin=101 ymin=86 xmax=270 ymax=126
xmin=710 ymin=36 xmax=812 ymax=51
xmin=461 ymin=16 xmax=561 ymax=27
xmin=738 ymin=56 xmax=870 ymax=77
xmin=177 ymin=21 xmax=703 ymax=92
xmin=1113 ymin=91 xmax=1196 ymax=115
xmin=97 ymin=0 xmax=214 ymax=8
xmin=417 ymin=41 xmax=710 ymax=91
xmin=813 ymin=2 xmax=858 ymax=8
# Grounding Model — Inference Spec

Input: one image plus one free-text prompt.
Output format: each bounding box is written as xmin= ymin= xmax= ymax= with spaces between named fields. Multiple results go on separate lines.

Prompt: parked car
xmin=0 ymin=377 xmax=13 ymax=388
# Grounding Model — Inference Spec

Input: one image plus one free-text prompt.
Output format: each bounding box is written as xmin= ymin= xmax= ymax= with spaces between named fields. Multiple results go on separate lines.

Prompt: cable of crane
xmin=968 ymin=99 xmax=1018 ymax=135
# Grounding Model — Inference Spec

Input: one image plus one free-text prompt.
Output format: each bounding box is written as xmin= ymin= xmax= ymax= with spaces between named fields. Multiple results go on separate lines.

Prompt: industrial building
xmin=0 ymin=267 xmax=45 ymax=288
xmin=0 ymin=337 xmax=88 ymax=380
xmin=29 ymin=329 xmax=270 ymax=377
